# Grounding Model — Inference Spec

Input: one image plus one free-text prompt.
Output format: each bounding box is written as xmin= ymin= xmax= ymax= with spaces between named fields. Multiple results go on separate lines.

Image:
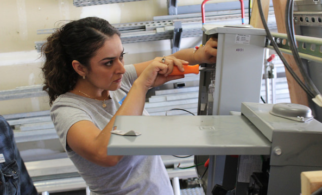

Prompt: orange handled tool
xmin=169 ymin=64 xmax=200 ymax=76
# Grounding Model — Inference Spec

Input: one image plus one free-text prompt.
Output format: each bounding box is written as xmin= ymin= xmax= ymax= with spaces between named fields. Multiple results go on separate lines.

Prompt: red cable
xmin=201 ymin=0 xmax=210 ymax=25
xmin=204 ymin=158 xmax=210 ymax=167
xmin=239 ymin=0 xmax=245 ymax=24
xmin=267 ymin=54 xmax=276 ymax=62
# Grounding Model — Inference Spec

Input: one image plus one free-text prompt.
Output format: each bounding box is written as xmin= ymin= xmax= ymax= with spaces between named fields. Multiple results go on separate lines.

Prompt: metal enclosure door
xmin=212 ymin=31 xmax=266 ymax=115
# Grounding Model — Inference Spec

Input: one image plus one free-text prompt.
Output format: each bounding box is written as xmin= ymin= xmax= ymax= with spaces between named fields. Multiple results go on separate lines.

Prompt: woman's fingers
xmin=162 ymin=57 xmax=188 ymax=77
xmin=157 ymin=62 xmax=169 ymax=75
xmin=163 ymin=58 xmax=174 ymax=76
xmin=208 ymin=37 xmax=218 ymax=48
xmin=205 ymin=46 xmax=217 ymax=57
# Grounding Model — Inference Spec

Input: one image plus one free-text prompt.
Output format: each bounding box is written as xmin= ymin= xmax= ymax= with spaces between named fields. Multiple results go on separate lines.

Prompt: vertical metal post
xmin=172 ymin=21 xmax=182 ymax=54
xmin=42 ymin=192 xmax=49 ymax=195
xmin=168 ymin=0 xmax=178 ymax=15
xmin=265 ymin=49 xmax=270 ymax=104
xmin=206 ymin=156 xmax=216 ymax=195
xmin=271 ymin=65 xmax=276 ymax=104
xmin=265 ymin=70 xmax=270 ymax=104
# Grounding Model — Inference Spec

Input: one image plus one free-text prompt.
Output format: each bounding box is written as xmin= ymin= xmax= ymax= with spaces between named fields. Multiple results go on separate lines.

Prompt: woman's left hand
xmin=194 ymin=37 xmax=218 ymax=64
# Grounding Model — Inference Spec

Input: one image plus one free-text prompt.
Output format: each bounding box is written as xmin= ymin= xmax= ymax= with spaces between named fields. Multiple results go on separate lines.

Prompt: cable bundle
xmin=257 ymin=0 xmax=322 ymax=106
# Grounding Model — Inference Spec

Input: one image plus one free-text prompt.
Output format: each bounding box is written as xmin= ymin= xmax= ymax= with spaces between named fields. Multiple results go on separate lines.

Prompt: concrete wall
xmin=0 ymin=0 xmax=232 ymax=115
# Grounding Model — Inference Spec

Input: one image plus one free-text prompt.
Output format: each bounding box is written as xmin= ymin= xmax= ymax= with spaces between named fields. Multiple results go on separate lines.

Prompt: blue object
xmin=119 ymin=96 xmax=127 ymax=105
xmin=0 ymin=115 xmax=38 ymax=195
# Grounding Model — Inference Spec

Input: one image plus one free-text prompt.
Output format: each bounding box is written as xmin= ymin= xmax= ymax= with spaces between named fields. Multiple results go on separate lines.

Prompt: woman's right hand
xmin=135 ymin=57 xmax=185 ymax=90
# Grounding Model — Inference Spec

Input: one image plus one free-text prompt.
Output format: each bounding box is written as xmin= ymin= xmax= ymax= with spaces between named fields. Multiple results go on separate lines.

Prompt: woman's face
xmin=86 ymin=34 xmax=126 ymax=91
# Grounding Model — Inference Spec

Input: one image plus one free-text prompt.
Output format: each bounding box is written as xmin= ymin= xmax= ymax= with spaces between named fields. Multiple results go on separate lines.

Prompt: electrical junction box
xmin=200 ymin=25 xmax=267 ymax=115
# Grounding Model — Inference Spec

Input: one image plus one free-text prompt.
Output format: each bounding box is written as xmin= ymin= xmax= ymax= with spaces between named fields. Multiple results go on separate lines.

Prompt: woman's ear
xmin=72 ymin=60 xmax=87 ymax=78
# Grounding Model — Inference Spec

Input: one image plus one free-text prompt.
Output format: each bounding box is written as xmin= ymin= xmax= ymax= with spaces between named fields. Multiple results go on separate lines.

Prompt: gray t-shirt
xmin=51 ymin=65 xmax=174 ymax=195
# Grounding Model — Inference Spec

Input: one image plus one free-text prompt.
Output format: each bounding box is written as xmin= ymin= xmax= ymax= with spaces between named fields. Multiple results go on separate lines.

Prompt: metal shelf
xmin=14 ymin=128 xmax=58 ymax=143
xmin=29 ymin=157 xmax=196 ymax=193
xmin=35 ymin=12 xmax=277 ymax=52
xmin=0 ymin=85 xmax=46 ymax=101
xmin=73 ymin=0 xmax=143 ymax=7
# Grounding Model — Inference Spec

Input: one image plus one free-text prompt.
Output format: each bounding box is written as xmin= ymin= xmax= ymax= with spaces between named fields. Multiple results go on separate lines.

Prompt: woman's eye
xmin=104 ymin=61 xmax=113 ymax=66
xmin=120 ymin=52 xmax=125 ymax=60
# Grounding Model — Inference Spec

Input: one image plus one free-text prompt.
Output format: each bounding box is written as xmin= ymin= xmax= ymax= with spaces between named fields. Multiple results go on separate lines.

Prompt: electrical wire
xmin=177 ymin=163 xmax=204 ymax=169
xmin=239 ymin=0 xmax=245 ymax=25
xmin=200 ymin=167 xmax=208 ymax=180
xmin=165 ymin=108 xmax=195 ymax=116
xmin=285 ymin=0 xmax=320 ymax=97
xmin=201 ymin=0 xmax=210 ymax=25
xmin=260 ymin=96 xmax=266 ymax=104
xmin=166 ymin=108 xmax=195 ymax=159
xmin=257 ymin=0 xmax=315 ymax=98
xmin=173 ymin=155 xmax=193 ymax=158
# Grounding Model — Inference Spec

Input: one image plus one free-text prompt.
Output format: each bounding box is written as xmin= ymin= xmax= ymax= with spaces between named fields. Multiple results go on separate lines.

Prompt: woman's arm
xmin=66 ymin=59 xmax=184 ymax=167
xmin=134 ymin=37 xmax=218 ymax=77
xmin=67 ymin=82 xmax=147 ymax=167
xmin=171 ymin=37 xmax=218 ymax=65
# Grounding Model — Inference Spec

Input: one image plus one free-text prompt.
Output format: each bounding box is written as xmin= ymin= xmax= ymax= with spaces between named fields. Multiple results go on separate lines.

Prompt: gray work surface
xmin=108 ymin=115 xmax=271 ymax=155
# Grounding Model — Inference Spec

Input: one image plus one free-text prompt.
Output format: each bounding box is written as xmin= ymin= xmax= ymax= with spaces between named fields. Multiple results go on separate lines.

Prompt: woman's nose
xmin=116 ymin=59 xmax=126 ymax=74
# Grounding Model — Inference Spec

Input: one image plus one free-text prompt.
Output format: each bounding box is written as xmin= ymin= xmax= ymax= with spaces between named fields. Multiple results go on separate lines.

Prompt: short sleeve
xmin=51 ymin=101 xmax=92 ymax=152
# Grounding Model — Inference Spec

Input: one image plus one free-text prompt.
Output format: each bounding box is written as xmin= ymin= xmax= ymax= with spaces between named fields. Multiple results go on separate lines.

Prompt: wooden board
xmin=272 ymin=0 xmax=309 ymax=106
xmin=250 ymin=0 xmax=270 ymax=29
xmin=301 ymin=171 xmax=322 ymax=195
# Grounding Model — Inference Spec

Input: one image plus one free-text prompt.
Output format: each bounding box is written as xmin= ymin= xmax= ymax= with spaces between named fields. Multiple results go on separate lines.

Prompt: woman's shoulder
xmin=53 ymin=92 xmax=78 ymax=104
xmin=50 ymin=93 xmax=94 ymax=120
xmin=52 ymin=92 xmax=89 ymax=108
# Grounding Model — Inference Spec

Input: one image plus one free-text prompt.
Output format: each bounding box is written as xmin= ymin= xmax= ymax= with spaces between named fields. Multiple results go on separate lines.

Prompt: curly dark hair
xmin=41 ymin=17 xmax=120 ymax=105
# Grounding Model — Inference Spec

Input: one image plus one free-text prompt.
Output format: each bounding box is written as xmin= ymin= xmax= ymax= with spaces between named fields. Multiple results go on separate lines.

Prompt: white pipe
xmin=86 ymin=186 xmax=91 ymax=195
xmin=172 ymin=177 xmax=181 ymax=195
xmin=265 ymin=49 xmax=270 ymax=104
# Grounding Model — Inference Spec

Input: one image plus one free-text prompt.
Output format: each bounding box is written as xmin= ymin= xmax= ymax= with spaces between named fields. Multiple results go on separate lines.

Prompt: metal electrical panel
xmin=198 ymin=25 xmax=266 ymax=115
xmin=294 ymin=0 xmax=322 ymax=122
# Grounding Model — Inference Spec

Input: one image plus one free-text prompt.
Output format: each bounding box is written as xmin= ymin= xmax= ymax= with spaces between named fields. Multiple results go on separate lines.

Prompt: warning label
xmin=235 ymin=34 xmax=251 ymax=45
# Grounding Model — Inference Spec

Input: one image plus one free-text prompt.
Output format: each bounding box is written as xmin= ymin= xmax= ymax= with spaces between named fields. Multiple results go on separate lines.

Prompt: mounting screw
xmin=274 ymin=147 xmax=282 ymax=156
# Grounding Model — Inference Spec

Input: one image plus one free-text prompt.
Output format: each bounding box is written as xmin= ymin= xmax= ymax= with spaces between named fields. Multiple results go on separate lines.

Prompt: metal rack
xmin=35 ymin=11 xmax=277 ymax=52
xmin=73 ymin=0 xmax=143 ymax=7
xmin=0 ymin=85 xmax=45 ymax=101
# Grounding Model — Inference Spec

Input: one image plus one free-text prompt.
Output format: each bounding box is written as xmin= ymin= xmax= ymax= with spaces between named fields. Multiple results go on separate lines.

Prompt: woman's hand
xmin=135 ymin=56 xmax=187 ymax=89
xmin=194 ymin=37 xmax=218 ymax=64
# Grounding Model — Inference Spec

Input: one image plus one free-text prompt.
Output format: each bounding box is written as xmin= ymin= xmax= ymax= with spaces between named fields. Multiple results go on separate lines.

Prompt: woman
xmin=42 ymin=17 xmax=217 ymax=195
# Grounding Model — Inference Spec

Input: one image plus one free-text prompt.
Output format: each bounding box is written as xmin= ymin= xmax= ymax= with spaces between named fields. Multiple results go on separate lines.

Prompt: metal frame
xmin=0 ymin=85 xmax=46 ymax=101
xmin=167 ymin=0 xmax=178 ymax=15
xmin=294 ymin=12 xmax=322 ymax=27
xmin=171 ymin=21 xmax=182 ymax=53
xmin=73 ymin=0 xmax=143 ymax=7
xmin=34 ymin=12 xmax=277 ymax=51
xmin=174 ymin=1 xmax=251 ymax=15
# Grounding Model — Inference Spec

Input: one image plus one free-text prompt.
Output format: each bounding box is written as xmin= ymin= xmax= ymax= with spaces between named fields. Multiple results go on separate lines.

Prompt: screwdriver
xmin=169 ymin=64 xmax=215 ymax=76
